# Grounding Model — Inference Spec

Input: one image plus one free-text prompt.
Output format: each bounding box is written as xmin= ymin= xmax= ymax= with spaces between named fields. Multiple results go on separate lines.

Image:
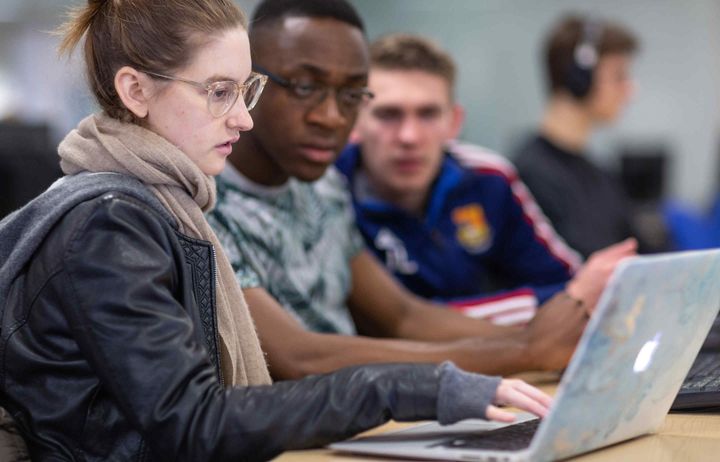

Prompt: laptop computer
xmin=330 ymin=250 xmax=720 ymax=462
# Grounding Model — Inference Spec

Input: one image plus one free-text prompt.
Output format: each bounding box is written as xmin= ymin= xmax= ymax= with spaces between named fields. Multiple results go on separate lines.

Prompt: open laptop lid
xmin=330 ymin=250 xmax=720 ymax=462
xmin=529 ymin=249 xmax=720 ymax=460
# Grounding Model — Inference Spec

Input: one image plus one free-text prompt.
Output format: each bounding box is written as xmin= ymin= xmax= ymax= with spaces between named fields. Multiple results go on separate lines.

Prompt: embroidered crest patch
xmin=451 ymin=204 xmax=492 ymax=253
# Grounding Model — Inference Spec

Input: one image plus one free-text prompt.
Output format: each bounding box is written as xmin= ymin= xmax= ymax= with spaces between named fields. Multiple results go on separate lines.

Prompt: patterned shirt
xmin=208 ymin=164 xmax=365 ymax=334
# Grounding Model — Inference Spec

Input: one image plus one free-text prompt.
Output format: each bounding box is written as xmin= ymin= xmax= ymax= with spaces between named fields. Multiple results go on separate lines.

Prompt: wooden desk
xmin=273 ymin=377 xmax=720 ymax=461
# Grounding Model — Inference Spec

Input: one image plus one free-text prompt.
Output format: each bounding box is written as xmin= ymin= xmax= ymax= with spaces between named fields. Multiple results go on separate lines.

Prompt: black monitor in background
xmin=618 ymin=145 xmax=668 ymax=203
xmin=0 ymin=122 xmax=62 ymax=219
xmin=617 ymin=144 xmax=671 ymax=253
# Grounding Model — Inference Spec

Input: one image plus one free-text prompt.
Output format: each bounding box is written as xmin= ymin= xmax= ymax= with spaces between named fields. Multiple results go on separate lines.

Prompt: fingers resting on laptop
xmin=486 ymin=378 xmax=553 ymax=422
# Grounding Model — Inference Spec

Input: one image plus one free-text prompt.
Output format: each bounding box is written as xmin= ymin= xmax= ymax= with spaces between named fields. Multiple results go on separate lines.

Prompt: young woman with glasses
xmin=0 ymin=1 xmax=551 ymax=460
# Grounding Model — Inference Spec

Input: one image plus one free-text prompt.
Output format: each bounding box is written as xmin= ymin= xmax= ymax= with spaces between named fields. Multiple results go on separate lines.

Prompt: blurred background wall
xmin=1 ymin=0 xmax=719 ymax=209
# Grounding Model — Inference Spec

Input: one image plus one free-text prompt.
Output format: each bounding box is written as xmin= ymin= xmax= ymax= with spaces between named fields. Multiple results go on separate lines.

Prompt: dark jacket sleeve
xmin=58 ymin=195 xmax=442 ymax=461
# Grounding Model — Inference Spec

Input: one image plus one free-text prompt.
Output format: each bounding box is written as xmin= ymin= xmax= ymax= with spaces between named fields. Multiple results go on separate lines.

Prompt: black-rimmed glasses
xmin=144 ymin=71 xmax=268 ymax=117
xmin=252 ymin=64 xmax=373 ymax=113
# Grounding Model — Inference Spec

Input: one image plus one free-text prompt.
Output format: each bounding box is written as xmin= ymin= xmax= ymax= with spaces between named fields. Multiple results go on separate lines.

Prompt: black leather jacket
xmin=0 ymin=190 xmax=442 ymax=461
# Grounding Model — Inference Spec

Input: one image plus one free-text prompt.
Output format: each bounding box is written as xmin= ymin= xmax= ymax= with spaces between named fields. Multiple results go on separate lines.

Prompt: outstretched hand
xmin=520 ymin=239 xmax=636 ymax=372
xmin=566 ymin=238 xmax=638 ymax=312
xmin=486 ymin=378 xmax=553 ymax=422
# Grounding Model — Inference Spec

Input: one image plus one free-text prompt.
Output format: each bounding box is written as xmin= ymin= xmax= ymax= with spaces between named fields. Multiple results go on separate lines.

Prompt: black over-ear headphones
xmin=564 ymin=19 xmax=603 ymax=99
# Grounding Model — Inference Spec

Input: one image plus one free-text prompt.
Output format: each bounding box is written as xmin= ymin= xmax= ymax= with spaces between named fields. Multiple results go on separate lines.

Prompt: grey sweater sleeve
xmin=437 ymin=361 xmax=502 ymax=425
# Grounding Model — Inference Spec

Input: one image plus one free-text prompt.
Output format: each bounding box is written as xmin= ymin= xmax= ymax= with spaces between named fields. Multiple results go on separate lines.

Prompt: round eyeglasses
xmin=144 ymin=71 xmax=268 ymax=117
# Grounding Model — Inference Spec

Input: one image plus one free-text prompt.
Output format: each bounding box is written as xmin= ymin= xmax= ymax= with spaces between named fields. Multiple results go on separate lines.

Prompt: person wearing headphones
xmin=514 ymin=15 xmax=639 ymax=258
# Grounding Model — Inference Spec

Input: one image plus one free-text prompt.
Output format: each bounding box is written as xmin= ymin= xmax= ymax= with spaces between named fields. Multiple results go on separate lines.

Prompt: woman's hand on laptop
xmin=487 ymin=378 xmax=553 ymax=422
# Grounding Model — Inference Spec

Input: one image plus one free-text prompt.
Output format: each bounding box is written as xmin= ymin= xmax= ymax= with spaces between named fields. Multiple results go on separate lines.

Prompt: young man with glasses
xmin=208 ymin=0 xmax=634 ymax=381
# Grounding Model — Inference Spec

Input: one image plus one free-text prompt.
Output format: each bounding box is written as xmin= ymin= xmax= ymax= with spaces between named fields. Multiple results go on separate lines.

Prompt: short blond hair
xmin=370 ymin=34 xmax=456 ymax=90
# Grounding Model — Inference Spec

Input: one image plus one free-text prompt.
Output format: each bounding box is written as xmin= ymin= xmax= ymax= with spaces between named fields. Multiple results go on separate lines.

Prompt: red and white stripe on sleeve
xmin=447 ymin=140 xmax=582 ymax=273
xmin=449 ymin=288 xmax=537 ymax=326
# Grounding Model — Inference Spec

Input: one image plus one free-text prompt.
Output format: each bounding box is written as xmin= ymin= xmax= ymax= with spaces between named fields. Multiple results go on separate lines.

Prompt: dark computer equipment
xmin=618 ymin=145 xmax=671 ymax=252
xmin=672 ymin=316 xmax=720 ymax=411
xmin=0 ymin=122 xmax=62 ymax=219
xmin=619 ymin=146 xmax=667 ymax=202
xmin=672 ymin=352 xmax=720 ymax=411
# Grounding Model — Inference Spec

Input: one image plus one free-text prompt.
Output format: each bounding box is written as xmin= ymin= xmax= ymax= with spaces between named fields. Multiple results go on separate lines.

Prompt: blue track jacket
xmin=336 ymin=142 xmax=581 ymax=325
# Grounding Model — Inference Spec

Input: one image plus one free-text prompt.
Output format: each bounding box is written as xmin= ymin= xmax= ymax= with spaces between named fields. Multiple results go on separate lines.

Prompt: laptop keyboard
xmin=672 ymin=352 xmax=720 ymax=410
xmin=433 ymin=418 xmax=540 ymax=451
xmin=680 ymin=353 xmax=720 ymax=391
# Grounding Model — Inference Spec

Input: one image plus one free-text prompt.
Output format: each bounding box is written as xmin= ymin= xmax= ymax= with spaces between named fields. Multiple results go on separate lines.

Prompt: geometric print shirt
xmin=208 ymin=164 xmax=365 ymax=334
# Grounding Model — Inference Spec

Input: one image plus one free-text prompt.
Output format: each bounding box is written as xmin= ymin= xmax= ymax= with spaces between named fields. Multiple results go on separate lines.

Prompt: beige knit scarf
xmin=58 ymin=113 xmax=270 ymax=387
